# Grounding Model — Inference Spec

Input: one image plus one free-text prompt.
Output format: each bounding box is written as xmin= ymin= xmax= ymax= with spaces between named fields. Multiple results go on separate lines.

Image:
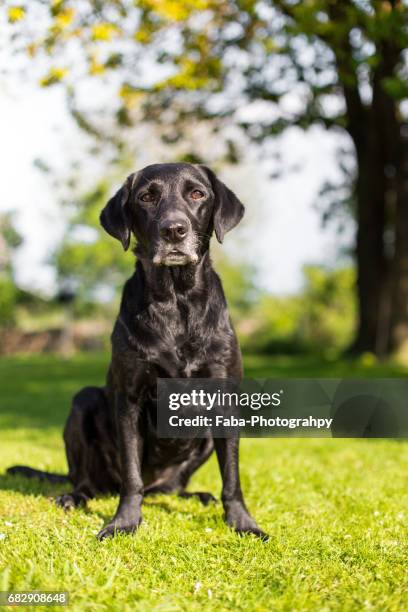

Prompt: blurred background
xmin=0 ymin=0 xmax=407 ymax=365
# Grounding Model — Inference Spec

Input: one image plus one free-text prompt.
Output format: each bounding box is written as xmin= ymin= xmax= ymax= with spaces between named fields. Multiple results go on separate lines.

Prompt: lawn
xmin=0 ymin=353 xmax=407 ymax=611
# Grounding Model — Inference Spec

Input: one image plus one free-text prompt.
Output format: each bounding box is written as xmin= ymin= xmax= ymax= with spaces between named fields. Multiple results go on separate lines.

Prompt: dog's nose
xmin=159 ymin=220 xmax=188 ymax=242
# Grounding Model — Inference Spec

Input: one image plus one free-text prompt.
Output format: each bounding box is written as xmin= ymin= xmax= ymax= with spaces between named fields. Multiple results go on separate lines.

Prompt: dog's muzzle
xmin=153 ymin=249 xmax=199 ymax=266
xmin=153 ymin=217 xmax=198 ymax=266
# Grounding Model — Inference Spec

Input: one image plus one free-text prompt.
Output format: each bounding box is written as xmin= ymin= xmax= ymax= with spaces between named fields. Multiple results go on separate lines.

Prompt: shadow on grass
xmin=0 ymin=471 xmax=217 ymax=524
xmin=0 ymin=354 xmax=108 ymax=429
xmin=0 ymin=472 xmax=68 ymax=497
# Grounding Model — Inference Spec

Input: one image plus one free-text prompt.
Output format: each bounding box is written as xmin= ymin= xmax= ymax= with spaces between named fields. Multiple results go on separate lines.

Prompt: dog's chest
xmin=174 ymin=342 xmax=205 ymax=377
xmin=132 ymin=289 xmax=230 ymax=376
xmin=160 ymin=303 xmax=218 ymax=376
xmin=172 ymin=321 xmax=208 ymax=376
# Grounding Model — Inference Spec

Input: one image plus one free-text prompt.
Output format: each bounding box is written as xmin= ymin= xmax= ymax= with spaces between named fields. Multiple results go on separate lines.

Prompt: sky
xmin=0 ymin=76 xmax=354 ymax=297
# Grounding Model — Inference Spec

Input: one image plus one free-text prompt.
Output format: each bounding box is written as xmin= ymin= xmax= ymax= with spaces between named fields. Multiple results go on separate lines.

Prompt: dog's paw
xmin=55 ymin=493 xmax=86 ymax=511
xmin=224 ymin=501 xmax=269 ymax=541
xmin=56 ymin=494 xmax=75 ymax=511
xmin=55 ymin=493 xmax=79 ymax=512
xmin=236 ymin=525 xmax=269 ymax=541
xmin=96 ymin=518 xmax=141 ymax=540
xmin=196 ymin=492 xmax=217 ymax=506
xmin=179 ymin=491 xmax=217 ymax=506
xmin=229 ymin=517 xmax=269 ymax=541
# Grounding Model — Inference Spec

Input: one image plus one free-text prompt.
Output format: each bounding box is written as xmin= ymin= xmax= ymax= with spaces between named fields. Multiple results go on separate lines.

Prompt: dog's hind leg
xmin=144 ymin=437 xmax=216 ymax=505
xmin=56 ymin=386 xmax=120 ymax=511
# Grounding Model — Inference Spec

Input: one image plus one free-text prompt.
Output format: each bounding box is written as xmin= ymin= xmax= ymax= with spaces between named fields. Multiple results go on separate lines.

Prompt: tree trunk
xmin=389 ymin=142 xmax=408 ymax=358
xmin=349 ymin=29 xmax=403 ymax=357
xmin=330 ymin=23 xmax=390 ymax=356
xmin=352 ymin=139 xmax=388 ymax=354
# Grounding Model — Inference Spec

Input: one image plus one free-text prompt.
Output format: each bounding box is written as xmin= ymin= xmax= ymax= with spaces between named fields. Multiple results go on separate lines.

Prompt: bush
xmin=0 ymin=277 xmax=17 ymax=326
xmin=239 ymin=266 xmax=356 ymax=355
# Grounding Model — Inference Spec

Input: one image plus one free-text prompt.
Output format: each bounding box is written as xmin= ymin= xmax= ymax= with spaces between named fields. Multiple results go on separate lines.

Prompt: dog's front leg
xmin=97 ymin=390 xmax=144 ymax=540
xmin=214 ymin=437 xmax=268 ymax=540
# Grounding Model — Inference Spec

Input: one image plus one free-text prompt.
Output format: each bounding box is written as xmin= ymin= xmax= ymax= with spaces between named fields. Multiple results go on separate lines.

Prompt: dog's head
xmin=100 ymin=163 xmax=245 ymax=266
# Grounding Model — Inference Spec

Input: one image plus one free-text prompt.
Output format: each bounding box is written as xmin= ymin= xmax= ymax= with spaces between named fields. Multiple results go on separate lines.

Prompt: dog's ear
xmin=100 ymin=174 xmax=136 ymax=250
xmin=199 ymin=166 xmax=245 ymax=243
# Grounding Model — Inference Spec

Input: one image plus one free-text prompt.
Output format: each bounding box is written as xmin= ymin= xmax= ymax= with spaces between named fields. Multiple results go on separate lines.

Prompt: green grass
xmin=0 ymin=353 xmax=407 ymax=611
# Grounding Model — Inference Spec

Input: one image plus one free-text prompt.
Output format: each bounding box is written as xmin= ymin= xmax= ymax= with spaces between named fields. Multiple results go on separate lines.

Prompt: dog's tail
xmin=7 ymin=465 xmax=69 ymax=484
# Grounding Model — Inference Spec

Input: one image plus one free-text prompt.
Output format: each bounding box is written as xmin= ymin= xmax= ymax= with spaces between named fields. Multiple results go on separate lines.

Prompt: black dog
xmin=8 ymin=163 xmax=266 ymax=540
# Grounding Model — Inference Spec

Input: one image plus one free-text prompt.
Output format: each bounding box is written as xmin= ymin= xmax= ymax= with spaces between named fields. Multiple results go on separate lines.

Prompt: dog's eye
xmin=140 ymin=192 xmax=155 ymax=203
xmin=191 ymin=190 xmax=205 ymax=200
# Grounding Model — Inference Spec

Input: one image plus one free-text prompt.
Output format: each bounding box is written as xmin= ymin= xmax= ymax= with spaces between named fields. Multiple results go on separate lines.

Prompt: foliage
xmin=214 ymin=256 xmax=260 ymax=320
xmin=241 ymin=266 xmax=356 ymax=355
xmin=0 ymin=353 xmax=407 ymax=610
xmin=0 ymin=213 xmax=23 ymax=327
xmin=0 ymin=278 xmax=17 ymax=326
xmin=53 ymin=180 xmax=133 ymax=303
xmin=5 ymin=1 xmax=407 ymax=155
xmin=300 ymin=265 xmax=356 ymax=351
